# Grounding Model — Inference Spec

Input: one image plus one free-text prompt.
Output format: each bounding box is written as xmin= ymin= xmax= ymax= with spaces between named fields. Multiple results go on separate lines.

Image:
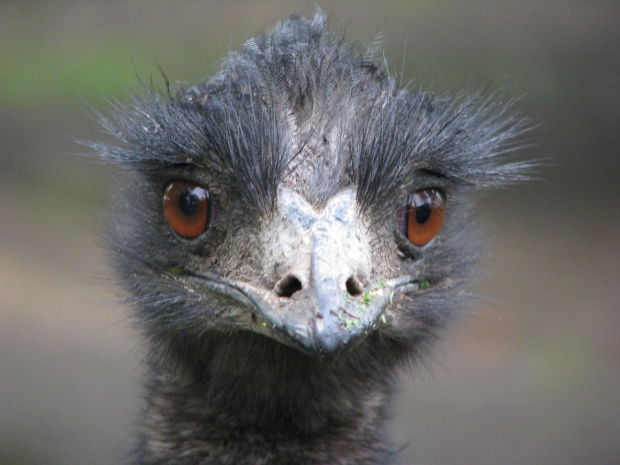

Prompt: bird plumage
xmin=93 ymin=10 xmax=529 ymax=464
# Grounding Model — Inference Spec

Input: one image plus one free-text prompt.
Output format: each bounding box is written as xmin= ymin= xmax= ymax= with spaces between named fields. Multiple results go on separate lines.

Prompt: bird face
xmin=138 ymin=159 xmax=443 ymax=357
xmin=98 ymin=13 xmax=527 ymax=362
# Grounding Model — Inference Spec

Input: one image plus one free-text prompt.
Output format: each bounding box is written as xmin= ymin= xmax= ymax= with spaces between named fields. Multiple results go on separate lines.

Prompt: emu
xmin=94 ymin=11 xmax=528 ymax=464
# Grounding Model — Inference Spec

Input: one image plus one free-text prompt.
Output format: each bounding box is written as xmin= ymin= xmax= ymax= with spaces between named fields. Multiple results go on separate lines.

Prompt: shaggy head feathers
xmin=95 ymin=11 xmax=528 ymax=218
xmin=91 ymin=13 xmax=530 ymax=462
xmin=92 ymin=9 xmax=532 ymax=375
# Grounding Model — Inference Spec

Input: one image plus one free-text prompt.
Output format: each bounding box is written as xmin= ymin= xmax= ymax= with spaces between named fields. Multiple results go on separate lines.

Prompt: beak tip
xmin=308 ymin=318 xmax=367 ymax=356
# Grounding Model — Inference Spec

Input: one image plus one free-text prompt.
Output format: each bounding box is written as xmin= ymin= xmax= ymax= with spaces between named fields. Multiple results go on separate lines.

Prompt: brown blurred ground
xmin=1 ymin=1 xmax=618 ymax=464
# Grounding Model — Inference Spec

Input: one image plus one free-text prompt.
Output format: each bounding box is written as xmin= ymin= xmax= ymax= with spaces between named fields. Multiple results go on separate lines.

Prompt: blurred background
xmin=1 ymin=1 xmax=618 ymax=464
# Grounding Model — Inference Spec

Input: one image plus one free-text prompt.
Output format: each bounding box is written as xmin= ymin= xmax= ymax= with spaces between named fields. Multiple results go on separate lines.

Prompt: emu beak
xmin=254 ymin=188 xmax=389 ymax=356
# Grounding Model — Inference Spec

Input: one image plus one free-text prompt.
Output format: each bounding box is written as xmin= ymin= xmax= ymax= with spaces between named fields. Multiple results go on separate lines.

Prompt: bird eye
xmin=163 ymin=180 xmax=216 ymax=239
xmin=398 ymin=189 xmax=445 ymax=247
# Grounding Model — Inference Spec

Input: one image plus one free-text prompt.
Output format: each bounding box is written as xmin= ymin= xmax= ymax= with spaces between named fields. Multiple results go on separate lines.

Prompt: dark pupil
xmin=179 ymin=189 xmax=198 ymax=216
xmin=415 ymin=202 xmax=431 ymax=225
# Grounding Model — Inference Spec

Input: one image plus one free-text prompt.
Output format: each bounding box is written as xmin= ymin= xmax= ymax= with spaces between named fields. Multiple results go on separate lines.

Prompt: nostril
xmin=275 ymin=275 xmax=303 ymax=298
xmin=345 ymin=277 xmax=364 ymax=296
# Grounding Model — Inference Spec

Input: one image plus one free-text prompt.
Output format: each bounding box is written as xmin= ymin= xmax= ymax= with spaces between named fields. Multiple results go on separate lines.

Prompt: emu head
xmin=95 ymin=12 xmax=527 ymax=365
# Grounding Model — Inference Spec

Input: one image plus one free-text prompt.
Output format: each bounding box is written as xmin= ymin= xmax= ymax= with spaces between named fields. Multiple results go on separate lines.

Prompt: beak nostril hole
xmin=345 ymin=277 xmax=364 ymax=296
xmin=275 ymin=275 xmax=303 ymax=298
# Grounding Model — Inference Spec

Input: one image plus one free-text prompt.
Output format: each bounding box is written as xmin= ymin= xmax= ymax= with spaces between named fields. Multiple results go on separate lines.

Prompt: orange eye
xmin=400 ymin=189 xmax=445 ymax=247
xmin=163 ymin=181 xmax=214 ymax=239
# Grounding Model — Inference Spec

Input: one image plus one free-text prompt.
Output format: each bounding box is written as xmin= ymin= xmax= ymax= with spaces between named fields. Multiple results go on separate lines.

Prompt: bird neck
xmin=135 ymin=332 xmax=403 ymax=464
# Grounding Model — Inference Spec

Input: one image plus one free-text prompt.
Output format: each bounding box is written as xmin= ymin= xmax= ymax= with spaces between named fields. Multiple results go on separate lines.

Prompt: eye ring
xmin=398 ymin=189 xmax=445 ymax=247
xmin=163 ymin=180 xmax=217 ymax=239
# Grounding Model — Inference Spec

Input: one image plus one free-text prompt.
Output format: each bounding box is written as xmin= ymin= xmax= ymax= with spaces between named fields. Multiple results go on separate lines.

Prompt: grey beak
xmin=258 ymin=188 xmax=387 ymax=355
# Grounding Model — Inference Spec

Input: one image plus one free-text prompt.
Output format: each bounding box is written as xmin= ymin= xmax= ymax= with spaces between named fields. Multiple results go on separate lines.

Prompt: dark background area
xmin=1 ymin=1 xmax=618 ymax=464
